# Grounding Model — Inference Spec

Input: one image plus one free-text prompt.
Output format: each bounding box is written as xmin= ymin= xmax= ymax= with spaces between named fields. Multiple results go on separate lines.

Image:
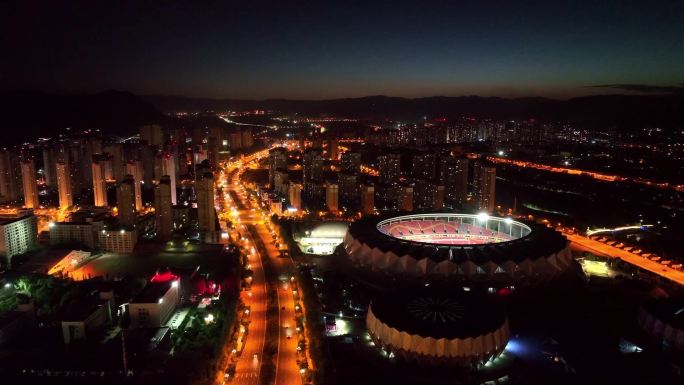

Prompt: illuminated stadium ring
xmin=344 ymin=213 xmax=572 ymax=280
xmin=376 ymin=213 xmax=531 ymax=245
xmin=367 ymin=288 xmax=509 ymax=366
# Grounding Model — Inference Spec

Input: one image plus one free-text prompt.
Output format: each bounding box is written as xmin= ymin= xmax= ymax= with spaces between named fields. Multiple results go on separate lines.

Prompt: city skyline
xmin=2 ymin=1 xmax=684 ymax=100
xmin=1 ymin=2 xmax=684 ymax=385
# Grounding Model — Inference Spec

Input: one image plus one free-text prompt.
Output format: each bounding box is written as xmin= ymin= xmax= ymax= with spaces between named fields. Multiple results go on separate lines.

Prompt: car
xmin=253 ymin=353 xmax=258 ymax=360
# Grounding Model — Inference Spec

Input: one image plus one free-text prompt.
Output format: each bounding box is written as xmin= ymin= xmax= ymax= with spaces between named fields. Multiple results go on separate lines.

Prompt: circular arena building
xmin=637 ymin=297 xmax=684 ymax=351
xmin=344 ymin=213 xmax=572 ymax=280
xmin=366 ymin=288 xmax=509 ymax=366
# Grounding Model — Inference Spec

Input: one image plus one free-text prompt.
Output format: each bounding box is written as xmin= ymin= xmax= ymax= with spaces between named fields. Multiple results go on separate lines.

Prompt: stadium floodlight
xmin=504 ymin=217 xmax=513 ymax=224
xmin=477 ymin=213 xmax=489 ymax=222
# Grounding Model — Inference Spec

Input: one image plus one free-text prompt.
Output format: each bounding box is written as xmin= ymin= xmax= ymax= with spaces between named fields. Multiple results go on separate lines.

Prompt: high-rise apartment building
xmin=412 ymin=152 xmax=436 ymax=180
xmin=0 ymin=150 xmax=21 ymax=202
xmin=140 ymin=124 xmax=164 ymax=147
xmin=288 ymin=183 xmax=302 ymax=210
xmin=360 ymin=184 xmax=375 ymax=215
xmin=159 ymin=153 xmax=177 ymax=204
xmin=154 ymin=175 xmax=173 ymax=240
xmin=104 ymin=143 xmax=125 ymax=182
xmin=325 ymin=183 xmax=339 ymax=213
xmin=20 ymin=160 xmax=39 ymax=209
xmin=337 ymin=173 xmax=358 ymax=205
xmin=398 ymin=185 xmax=414 ymax=212
xmin=439 ymin=157 xmax=469 ymax=208
xmin=91 ymin=158 xmax=108 ymax=207
xmin=126 ymin=160 xmax=144 ymax=211
xmin=302 ymin=149 xmax=324 ymax=193
xmin=268 ymin=148 xmax=287 ymax=188
xmin=273 ymin=170 xmax=289 ymax=196
xmin=241 ymin=128 xmax=253 ymax=148
xmin=56 ymin=161 xmax=73 ymax=209
xmin=42 ymin=147 xmax=57 ymax=187
xmin=473 ymin=162 xmax=496 ymax=212
xmin=378 ymin=153 xmax=401 ymax=185
xmin=414 ymin=181 xmax=445 ymax=210
xmin=341 ymin=152 xmax=361 ymax=175
xmin=117 ymin=175 xmax=137 ymax=227
xmin=196 ymin=172 xmax=216 ymax=238
xmin=0 ymin=211 xmax=37 ymax=268
xmin=327 ymin=138 xmax=339 ymax=160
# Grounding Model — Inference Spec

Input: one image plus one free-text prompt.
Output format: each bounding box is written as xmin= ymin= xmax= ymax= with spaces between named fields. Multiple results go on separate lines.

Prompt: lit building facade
xmin=116 ymin=175 xmax=137 ymax=227
xmin=56 ymin=161 xmax=73 ymax=209
xmin=473 ymin=162 xmax=496 ymax=212
xmin=0 ymin=212 xmax=37 ymax=267
xmin=125 ymin=160 xmax=144 ymax=211
xmin=154 ymin=175 xmax=173 ymax=240
xmin=326 ymin=183 xmax=339 ymax=212
xmin=360 ymin=184 xmax=375 ymax=215
xmin=91 ymin=158 xmax=108 ymax=207
xmin=20 ymin=160 xmax=39 ymax=209
xmin=196 ymin=172 xmax=216 ymax=241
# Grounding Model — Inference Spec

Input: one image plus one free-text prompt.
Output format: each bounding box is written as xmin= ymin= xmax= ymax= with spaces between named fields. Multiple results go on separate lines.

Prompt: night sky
xmin=2 ymin=0 xmax=683 ymax=99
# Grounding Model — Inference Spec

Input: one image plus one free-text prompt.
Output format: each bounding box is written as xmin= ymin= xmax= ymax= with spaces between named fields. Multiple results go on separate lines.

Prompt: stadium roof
xmin=369 ymin=288 xmax=506 ymax=340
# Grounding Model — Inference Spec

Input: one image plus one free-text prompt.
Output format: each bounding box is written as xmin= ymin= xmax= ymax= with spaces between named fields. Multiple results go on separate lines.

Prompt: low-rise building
xmin=49 ymin=221 xmax=102 ymax=250
xmin=61 ymin=292 xmax=114 ymax=344
xmin=0 ymin=211 xmax=38 ymax=267
xmin=0 ymin=301 xmax=36 ymax=346
xmin=128 ymin=280 xmax=180 ymax=328
xmin=98 ymin=228 xmax=137 ymax=253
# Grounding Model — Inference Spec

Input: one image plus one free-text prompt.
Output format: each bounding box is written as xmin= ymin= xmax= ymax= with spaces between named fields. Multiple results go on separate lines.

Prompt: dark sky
xmin=2 ymin=0 xmax=683 ymax=99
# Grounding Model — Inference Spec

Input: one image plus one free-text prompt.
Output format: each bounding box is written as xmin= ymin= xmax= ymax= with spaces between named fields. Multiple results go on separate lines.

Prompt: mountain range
xmin=0 ymin=90 xmax=682 ymax=145
xmin=143 ymin=93 xmax=684 ymax=129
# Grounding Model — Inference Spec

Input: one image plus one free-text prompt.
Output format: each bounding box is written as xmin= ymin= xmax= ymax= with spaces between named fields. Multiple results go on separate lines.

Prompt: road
xmin=220 ymin=150 xmax=303 ymax=385
xmin=567 ymin=233 xmax=684 ymax=286
xmin=217 ymin=164 xmax=267 ymax=385
xmin=232 ymin=226 xmax=267 ymax=385
xmin=253 ymin=222 xmax=303 ymax=385
xmin=488 ymin=155 xmax=684 ymax=193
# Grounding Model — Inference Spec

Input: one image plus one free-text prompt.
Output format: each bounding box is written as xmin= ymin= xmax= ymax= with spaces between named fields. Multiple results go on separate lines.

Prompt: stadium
xmin=637 ymin=297 xmax=684 ymax=351
xmin=344 ymin=213 xmax=573 ymax=280
xmin=366 ymin=288 xmax=509 ymax=367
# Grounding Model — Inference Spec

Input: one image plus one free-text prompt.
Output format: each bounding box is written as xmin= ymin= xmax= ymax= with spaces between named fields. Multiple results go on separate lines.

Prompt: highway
xmin=216 ymin=163 xmax=267 ymax=385
xmin=488 ymin=155 xmax=684 ymax=193
xmin=253 ymin=222 xmax=303 ymax=385
xmin=567 ymin=233 xmax=684 ymax=286
xmin=219 ymin=149 xmax=303 ymax=385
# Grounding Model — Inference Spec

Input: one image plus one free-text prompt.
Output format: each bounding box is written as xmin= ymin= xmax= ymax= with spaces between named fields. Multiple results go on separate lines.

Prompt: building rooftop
xmin=61 ymin=297 xmax=109 ymax=322
xmin=369 ymin=287 xmax=506 ymax=340
xmin=133 ymin=281 xmax=176 ymax=304
xmin=0 ymin=213 xmax=35 ymax=226
xmin=0 ymin=311 xmax=27 ymax=329
xmin=642 ymin=297 xmax=684 ymax=330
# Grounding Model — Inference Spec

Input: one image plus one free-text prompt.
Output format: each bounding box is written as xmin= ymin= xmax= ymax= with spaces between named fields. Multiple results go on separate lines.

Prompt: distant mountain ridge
xmin=143 ymin=93 xmax=684 ymax=129
xmin=0 ymin=90 xmax=164 ymax=144
xmin=0 ymin=91 xmax=681 ymax=146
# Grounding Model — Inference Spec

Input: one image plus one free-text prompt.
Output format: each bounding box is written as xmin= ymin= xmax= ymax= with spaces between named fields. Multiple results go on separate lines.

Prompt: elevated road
xmin=567 ymin=233 xmax=684 ymax=286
